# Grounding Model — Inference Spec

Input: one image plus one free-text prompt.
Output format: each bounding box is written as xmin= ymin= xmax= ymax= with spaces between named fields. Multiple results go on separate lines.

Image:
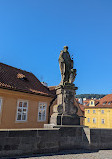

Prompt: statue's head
xmin=63 ymin=46 xmax=68 ymax=52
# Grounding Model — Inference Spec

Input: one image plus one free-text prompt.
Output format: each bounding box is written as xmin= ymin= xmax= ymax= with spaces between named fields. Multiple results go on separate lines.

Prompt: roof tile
xmin=0 ymin=62 xmax=54 ymax=97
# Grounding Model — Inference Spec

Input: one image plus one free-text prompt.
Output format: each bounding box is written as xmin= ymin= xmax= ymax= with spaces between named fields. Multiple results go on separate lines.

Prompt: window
xmin=16 ymin=100 xmax=28 ymax=121
xmin=101 ymin=119 xmax=105 ymax=124
xmin=101 ymin=110 xmax=104 ymax=114
xmin=108 ymin=101 xmax=112 ymax=105
xmin=38 ymin=102 xmax=47 ymax=121
xmin=103 ymin=101 xmax=107 ymax=105
xmin=93 ymin=118 xmax=96 ymax=123
xmin=0 ymin=98 xmax=2 ymax=113
xmin=17 ymin=73 xmax=28 ymax=81
xmin=87 ymin=110 xmax=90 ymax=113
xmin=87 ymin=118 xmax=90 ymax=122
xmin=93 ymin=110 xmax=96 ymax=114
xmin=91 ymin=101 xmax=93 ymax=105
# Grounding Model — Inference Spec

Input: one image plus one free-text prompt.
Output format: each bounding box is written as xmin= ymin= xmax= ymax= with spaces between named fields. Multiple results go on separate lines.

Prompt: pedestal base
xmin=57 ymin=114 xmax=80 ymax=125
xmin=50 ymin=113 xmax=80 ymax=126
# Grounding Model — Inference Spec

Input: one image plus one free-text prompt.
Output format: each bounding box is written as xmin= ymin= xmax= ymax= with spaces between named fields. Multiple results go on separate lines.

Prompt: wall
xmin=0 ymin=127 xmax=112 ymax=157
xmin=0 ymin=88 xmax=53 ymax=129
xmin=90 ymin=128 xmax=112 ymax=149
xmin=0 ymin=126 xmax=90 ymax=157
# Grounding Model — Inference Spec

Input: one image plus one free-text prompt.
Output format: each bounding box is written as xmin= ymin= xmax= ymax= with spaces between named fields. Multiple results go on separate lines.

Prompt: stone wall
xmin=0 ymin=126 xmax=89 ymax=157
xmin=90 ymin=129 xmax=112 ymax=149
xmin=0 ymin=127 xmax=112 ymax=157
xmin=0 ymin=128 xmax=60 ymax=157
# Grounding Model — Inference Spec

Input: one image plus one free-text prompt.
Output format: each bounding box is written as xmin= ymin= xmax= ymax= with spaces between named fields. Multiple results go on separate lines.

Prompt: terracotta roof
xmin=85 ymin=105 xmax=112 ymax=109
xmin=0 ymin=62 xmax=54 ymax=97
xmin=48 ymin=86 xmax=57 ymax=95
xmin=83 ymin=100 xmax=89 ymax=106
xmin=75 ymin=98 xmax=79 ymax=102
xmin=95 ymin=100 xmax=99 ymax=105
xmin=98 ymin=94 xmax=112 ymax=104
xmin=85 ymin=94 xmax=112 ymax=108
xmin=79 ymin=103 xmax=85 ymax=112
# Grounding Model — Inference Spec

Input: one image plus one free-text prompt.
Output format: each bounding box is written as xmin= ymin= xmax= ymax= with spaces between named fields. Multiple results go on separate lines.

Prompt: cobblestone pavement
xmin=18 ymin=149 xmax=112 ymax=159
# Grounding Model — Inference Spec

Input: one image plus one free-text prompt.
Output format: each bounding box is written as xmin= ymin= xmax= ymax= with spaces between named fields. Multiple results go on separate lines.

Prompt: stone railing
xmin=0 ymin=126 xmax=112 ymax=157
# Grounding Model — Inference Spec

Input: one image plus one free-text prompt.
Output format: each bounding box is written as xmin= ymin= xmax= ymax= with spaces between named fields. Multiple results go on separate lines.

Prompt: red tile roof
xmin=85 ymin=94 xmax=112 ymax=108
xmin=79 ymin=103 xmax=85 ymax=112
xmin=83 ymin=100 xmax=89 ymax=106
xmin=98 ymin=94 xmax=112 ymax=104
xmin=0 ymin=62 xmax=54 ymax=97
xmin=95 ymin=100 xmax=99 ymax=105
xmin=48 ymin=86 xmax=56 ymax=95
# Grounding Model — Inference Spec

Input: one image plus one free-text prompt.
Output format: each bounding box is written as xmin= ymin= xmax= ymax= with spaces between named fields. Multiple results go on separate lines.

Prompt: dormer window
xmin=103 ymin=101 xmax=107 ymax=105
xmin=108 ymin=101 xmax=112 ymax=105
xmin=17 ymin=73 xmax=28 ymax=81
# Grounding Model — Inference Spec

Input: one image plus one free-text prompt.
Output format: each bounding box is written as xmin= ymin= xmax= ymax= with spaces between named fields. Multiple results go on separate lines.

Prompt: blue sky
xmin=0 ymin=0 xmax=112 ymax=94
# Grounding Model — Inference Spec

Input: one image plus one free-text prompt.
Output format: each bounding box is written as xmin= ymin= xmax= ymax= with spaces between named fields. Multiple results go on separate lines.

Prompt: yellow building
xmin=84 ymin=94 xmax=112 ymax=128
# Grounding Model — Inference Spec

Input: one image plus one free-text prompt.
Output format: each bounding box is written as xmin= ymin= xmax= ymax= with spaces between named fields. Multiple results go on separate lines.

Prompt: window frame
xmin=93 ymin=118 xmax=96 ymax=124
xmin=91 ymin=101 xmax=93 ymax=105
xmin=0 ymin=98 xmax=3 ymax=113
xmin=38 ymin=102 xmax=47 ymax=122
xmin=87 ymin=110 xmax=90 ymax=113
xmin=101 ymin=119 xmax=105 ymax=124
xmin=101 ymin=110 xmax=104 ymax=114
xmin=93 ymin=110 xmax=96 ymax=114
xmin=87 ymin=118 xmax=90 ymax=123
xmin=16 ymin=100 xmax=28 ymax=122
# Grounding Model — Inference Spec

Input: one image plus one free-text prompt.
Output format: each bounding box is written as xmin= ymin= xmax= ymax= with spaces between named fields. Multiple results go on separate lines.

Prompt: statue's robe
xmin=59 ymin=51 xmax=72 ymax=83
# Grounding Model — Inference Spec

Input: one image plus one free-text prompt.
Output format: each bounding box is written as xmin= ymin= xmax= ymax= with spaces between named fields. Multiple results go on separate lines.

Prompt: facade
xmin=85 ymin=94 xmax=112 ymax=128
xmin=0 ymin=62 xmax=54 ymax=129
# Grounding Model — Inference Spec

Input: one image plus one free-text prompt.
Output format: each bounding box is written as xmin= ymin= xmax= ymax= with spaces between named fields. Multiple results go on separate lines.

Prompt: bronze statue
xmin=59 ymin=46 xmax=76 ymax=85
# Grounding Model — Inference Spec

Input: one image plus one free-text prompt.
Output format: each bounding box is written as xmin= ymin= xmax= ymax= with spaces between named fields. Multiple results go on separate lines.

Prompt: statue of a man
xmin=59 ymin=46 xmax=74 ymax=85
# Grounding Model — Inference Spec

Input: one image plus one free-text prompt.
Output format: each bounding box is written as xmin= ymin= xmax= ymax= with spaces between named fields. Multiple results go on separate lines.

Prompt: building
xmin=0 ymin=62 xmax=54 ymax=129
xmin=84 ymin=94 xmax=112 ymax=128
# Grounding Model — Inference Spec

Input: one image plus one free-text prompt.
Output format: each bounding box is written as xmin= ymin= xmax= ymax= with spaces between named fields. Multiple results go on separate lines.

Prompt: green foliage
xmin=76 ymin=94 xmax=106 ymax=99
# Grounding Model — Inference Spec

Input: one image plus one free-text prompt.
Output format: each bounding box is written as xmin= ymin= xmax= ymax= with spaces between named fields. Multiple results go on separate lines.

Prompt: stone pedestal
xmin=50 ymin=84 xmax=80 ymax=126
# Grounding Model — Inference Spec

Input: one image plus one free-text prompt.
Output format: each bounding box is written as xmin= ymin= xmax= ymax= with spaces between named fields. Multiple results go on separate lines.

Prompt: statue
xmin=48 ymin=46 xmax=80 ymax=126
xmin=59 ymin=46 xmax=76 ymax=85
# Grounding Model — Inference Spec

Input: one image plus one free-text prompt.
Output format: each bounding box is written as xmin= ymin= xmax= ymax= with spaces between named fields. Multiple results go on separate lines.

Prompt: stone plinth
xmin=50 ymin=84 xmax=80 ymax=126
xmin=50 ymin=113 xmax=80 ymax=126
xmin=56 ymin=84 xmax=77 ymax=114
